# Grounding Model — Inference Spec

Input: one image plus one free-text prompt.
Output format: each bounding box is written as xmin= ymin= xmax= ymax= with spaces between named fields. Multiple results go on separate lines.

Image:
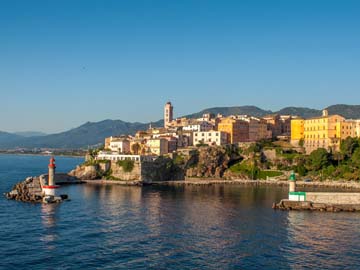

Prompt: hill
xmin=14 ymin=131 xmax=47 ymax=137
xmin=185 ymin=105 xmax=272 ymax=118
xmin=0 ymin=120 xmax=150 ymax=149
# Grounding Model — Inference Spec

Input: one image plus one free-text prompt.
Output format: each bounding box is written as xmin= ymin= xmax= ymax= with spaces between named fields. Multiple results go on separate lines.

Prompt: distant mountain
xmin=185 ymin=105 xmax=272 ymax=119
xmin=326 ymin=104 xmax=360 ymax=119
xmin=275 ymin=107 xmax=321 ymax=118
xmin=1 ymin=104 xmax=360 ymax=149
xmin=0 ymin=131 xmax=24 ymax=145
xmin=0 ymin=120 xmax=150 ymax=149
xmin=14 ymin=131 xmax=47 ymax=137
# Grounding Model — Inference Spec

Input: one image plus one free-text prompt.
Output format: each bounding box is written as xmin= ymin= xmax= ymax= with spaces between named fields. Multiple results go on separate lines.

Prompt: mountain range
xmin=1 ymin=104 xmax=360 ymax=149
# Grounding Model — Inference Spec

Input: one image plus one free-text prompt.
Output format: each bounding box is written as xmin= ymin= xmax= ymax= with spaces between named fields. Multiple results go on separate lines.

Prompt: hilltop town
xmin=100 ymin=101 xmax=293 ymax=157
xmin=72 ymin=102 xmax=360 ymax=183
xmin=97 ymin=102 xmax=360 ymax=157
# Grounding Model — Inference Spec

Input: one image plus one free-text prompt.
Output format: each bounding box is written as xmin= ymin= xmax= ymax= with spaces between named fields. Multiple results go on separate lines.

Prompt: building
xmin=193 ymin=131 xmax=228 ymax=146
xmin=164 ymin=102 xmax=174 ymax=128
xmin=146 ymin=138 xmax=169 ymax=156
xmin=105 ymin=136 xmax=131 ymax=152
xmin=196 ymin=113 xmax=215 ymax=122
xmin=235 ymin=116 xmax=269 ymax=142
xmin=109 ymin=138 xmax=131 ymax=153
xmin=157 ymin=136 xmax=178 ymax=153
xmin=290 ymin=110 xmax=353 ymax=154
xmin=290 ymin=118 xmax=305 ymax=146
xmin=183 ymin=121 xmax=214 ymax=132
xmin=96 ymin=151 xmax=157 ymax=162
xmin=263 ymin=114 xmax=282 ymax=138
xmin=280 ymin=115 xmax=292 ymax=136
xmin=217 ymin=118 xmax=249 ymax=143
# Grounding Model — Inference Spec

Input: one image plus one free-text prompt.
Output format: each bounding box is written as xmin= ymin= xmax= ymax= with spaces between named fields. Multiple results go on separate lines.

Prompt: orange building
xmin=217 ymin=118 xmax=249 ymax=143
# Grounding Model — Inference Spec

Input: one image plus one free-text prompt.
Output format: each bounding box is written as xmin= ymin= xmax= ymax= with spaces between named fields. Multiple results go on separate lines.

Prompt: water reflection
xmin=284 ymin=211 xmax=360 ymax=268
xmin=40 ymin=203 xmax=58 ymax=250
xmin=31 ymin=183 xmax=360 ymax=269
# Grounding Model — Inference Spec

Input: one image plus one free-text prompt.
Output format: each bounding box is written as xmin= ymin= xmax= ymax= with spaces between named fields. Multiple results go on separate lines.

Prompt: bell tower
xmin=164 ymin=101 xmax=173 ymax=128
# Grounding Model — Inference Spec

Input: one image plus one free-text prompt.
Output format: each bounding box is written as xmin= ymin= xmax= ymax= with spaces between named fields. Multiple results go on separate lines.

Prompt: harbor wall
xmin=306 ymin=192 xmax=360 ymax=204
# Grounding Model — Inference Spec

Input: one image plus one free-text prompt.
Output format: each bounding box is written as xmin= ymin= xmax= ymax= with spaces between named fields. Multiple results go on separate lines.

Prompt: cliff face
xmin=68 ymin=165 xmax=98 ymax=180
xmin=141 ymin=157 xmax=184 ymax=183
xmin=184 ymin=145 xmax=242 ymax=178
xmin=69 ymin=157 xmax=185 ymax=183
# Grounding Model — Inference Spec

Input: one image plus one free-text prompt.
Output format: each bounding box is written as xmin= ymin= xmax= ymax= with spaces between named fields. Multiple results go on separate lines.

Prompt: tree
xmin=340 ymin=137 xmax=359 ymax=159
xmin=332 ymin=151 xmax=344 ymax=166
xmin=307 ymin=148 xmax=330 ymax=171
xmin=131 ymin=143 xmax=141 ymax=155
xmin=351 ymin=148 xmax=360 ymax=168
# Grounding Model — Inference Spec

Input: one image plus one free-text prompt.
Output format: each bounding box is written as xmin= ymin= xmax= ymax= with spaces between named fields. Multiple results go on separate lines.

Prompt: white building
xmin=96 ymin=152 xmax=157 ymax=162
xmin=109 ymin=139 xmax=131 ymax=153
xmin=183 ymin=121 xmax=214 ymax=132
xmin=193 ymin=131 xmax=228 ymax=146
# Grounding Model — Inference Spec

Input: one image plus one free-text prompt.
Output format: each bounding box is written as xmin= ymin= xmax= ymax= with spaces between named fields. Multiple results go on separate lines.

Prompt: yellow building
xmin=217 ymin=118 xmax=249 ymax=144
xmin=290 ymin=110 xmax=353 ymax=154
xmin=290 ymin=118 xmax=305 ymax=145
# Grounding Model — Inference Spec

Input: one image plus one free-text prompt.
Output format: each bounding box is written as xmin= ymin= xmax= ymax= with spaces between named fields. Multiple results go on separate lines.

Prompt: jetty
xmin=4 ymin=157 xmax=77 ymax=203
xmin=273 ymin=172 xmax=360 ymax=212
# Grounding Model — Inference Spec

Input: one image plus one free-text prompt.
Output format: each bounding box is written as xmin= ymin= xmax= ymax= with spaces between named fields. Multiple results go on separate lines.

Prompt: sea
xmin=0 ymin=154 xmax=359 ymax=269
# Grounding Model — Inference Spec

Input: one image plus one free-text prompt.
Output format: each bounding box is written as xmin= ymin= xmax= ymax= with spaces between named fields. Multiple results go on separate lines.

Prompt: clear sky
xmin=1 ymin=0 xmax=360 ymax=133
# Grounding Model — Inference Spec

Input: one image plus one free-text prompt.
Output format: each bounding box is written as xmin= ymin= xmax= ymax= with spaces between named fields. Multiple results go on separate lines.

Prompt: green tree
xmin=340 ymin=137 xmax=359 ymax=159
xmin=117 ymin=160 xmax=135 ymax=172
xmin=351 ymin=148 xmax=360 ymax=168
xmin=332 ymin=151 xmax=344 ymax=166
xmin=307 ymin=148 xmax=330 ymax=171
xmin=299 ymin=138 xmax=304 ymax=148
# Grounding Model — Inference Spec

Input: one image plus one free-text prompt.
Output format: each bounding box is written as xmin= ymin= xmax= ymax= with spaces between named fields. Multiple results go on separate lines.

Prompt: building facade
xmin=193 ymin=131 xmax=228 ymax=146
xmin=109 ymin=139 xmax=131 ymax=153
xmin=146 ymin=138 xmax=169 ymax=156
xmin=290 ymin=110 xmax=352 ymax=154
xmin=183 ymin=121 xmax=214 ymax=132
xmin=217 ymin=118 xmax=249 ymax=143
xmin=290 ymin=118 xmax=305 ymax=146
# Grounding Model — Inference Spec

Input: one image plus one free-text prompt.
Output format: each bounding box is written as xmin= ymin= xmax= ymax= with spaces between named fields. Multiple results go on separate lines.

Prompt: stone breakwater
xmin=273 ymin=199 xmax=360 ymax=212
xmin=5 ymin=177 xmax=43 ymax=202
xmin=4 ymin=173 xmax=80 ymax=203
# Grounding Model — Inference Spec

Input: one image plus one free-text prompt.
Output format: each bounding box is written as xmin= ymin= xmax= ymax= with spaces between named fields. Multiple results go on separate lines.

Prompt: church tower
xmin=164 ymin=102 xmax=173 ymax=128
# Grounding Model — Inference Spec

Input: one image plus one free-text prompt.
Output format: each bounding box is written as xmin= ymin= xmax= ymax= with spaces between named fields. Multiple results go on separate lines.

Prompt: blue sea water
xmin=0 ymin=154 xmax=359 ymax=269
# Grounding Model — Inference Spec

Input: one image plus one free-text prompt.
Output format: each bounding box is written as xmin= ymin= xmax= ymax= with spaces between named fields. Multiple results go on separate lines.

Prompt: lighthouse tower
xmin=42 ymin=157 xmax=60 ymax=197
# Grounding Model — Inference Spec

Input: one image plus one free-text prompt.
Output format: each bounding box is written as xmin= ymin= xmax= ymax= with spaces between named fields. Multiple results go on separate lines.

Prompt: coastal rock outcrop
xmin=68 ymin=165 xmax=98 ymax=180
xmin=184 ymin=145 xmax=241 ymax=178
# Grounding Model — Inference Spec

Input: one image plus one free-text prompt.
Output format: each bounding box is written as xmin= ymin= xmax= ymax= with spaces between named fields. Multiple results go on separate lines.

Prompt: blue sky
xmin=1 ymin=0 xmax=359 ymax=133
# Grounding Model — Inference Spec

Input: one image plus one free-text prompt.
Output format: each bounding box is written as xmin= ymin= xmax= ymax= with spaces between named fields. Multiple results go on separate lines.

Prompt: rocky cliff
xmin=181 ymin=145 xmax=242 ymax=178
